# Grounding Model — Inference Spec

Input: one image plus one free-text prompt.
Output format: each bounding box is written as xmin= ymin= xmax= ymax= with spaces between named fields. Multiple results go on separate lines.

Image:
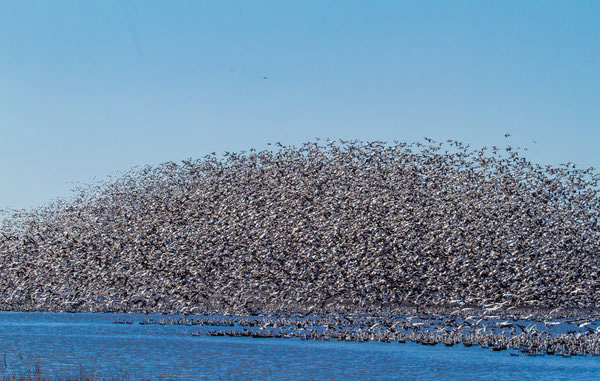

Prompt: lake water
xmin=0 ymin=312 xmax=599 ymax=380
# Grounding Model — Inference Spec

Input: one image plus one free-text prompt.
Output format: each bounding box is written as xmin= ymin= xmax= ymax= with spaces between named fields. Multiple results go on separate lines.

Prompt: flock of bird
xmin=1 ymin=138 xmax=599 ymax=355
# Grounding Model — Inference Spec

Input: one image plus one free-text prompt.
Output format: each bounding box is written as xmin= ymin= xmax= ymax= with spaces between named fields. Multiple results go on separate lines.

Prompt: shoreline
xmin=2 ymin=308 xmax=600 ymax=357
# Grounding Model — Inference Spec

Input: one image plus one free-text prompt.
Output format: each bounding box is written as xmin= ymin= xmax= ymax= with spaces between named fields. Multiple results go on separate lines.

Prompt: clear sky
xmin=1 ymin=1 xmax=599 ymax=210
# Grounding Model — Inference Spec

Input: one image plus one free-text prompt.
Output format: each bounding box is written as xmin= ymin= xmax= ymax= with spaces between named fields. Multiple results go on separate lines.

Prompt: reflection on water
xmin=0 ymin=312 xmax=599 ymax=380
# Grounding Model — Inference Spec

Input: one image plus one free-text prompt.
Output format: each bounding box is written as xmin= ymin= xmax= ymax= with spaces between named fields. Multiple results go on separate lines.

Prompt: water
xmin=0 ymin=312 xmax=599 ymax=380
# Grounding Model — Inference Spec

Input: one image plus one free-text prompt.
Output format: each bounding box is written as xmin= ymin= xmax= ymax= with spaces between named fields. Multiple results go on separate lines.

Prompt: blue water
xmin=0 ymin=312 xmax=599 ymax=380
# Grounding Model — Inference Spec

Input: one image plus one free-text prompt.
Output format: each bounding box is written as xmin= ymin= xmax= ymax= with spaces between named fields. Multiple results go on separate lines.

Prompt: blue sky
xmin=1 ymin=1 xmax=599 ymax=210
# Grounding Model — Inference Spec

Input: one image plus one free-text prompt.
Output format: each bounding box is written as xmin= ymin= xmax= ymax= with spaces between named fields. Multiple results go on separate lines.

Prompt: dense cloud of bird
xmin=0 ymin=138 xmax=599 ymax=317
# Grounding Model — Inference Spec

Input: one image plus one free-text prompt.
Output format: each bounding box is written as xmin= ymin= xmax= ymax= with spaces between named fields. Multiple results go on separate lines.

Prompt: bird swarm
xmin=1 ymin=139 xmax=599 ymax=314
